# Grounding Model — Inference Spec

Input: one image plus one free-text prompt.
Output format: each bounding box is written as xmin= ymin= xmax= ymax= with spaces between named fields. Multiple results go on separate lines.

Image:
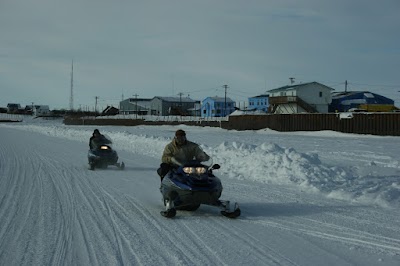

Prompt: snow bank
xmin=2 ymin=119 xmax=400 ymax=208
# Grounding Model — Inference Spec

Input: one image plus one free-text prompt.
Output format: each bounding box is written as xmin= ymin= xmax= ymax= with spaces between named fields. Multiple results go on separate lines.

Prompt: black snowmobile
xmin=88 ymin=135 xmax=125 ymax=170
xmin=159 ymin=158 xmax=240 ymax=218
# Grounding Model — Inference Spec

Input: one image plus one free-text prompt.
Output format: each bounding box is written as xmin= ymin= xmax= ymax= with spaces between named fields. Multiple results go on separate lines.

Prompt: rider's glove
xmin=171 ymin=157 xmax=182 ymax=166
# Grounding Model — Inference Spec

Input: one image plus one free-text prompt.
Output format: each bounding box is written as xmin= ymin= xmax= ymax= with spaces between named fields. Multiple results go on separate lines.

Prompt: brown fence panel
xmin=232 ymin=113 xmax=400 ymax=136
xmin=63 ymin=113 xmax=400 ymax=136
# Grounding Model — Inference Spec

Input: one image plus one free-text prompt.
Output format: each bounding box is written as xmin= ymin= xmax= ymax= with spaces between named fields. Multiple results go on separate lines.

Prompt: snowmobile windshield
xmin=91 ymin=135 xmax=113 ymax=149
xmin=181 ymin=157 xmax=213 ymax=169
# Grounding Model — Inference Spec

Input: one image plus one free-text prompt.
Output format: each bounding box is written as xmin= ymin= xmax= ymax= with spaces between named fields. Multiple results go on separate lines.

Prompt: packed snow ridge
xmin=3 ymin=120 xmax=400 ymax=209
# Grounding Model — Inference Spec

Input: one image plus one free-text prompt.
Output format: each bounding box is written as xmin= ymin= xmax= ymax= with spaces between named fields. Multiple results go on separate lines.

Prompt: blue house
xmin=248 ymin=94 xmax=269 ymax=112
xmin=201 ymin=97 xmax=236 ymax=118
xmin=329 ymin=91 xmax=394 ymax=112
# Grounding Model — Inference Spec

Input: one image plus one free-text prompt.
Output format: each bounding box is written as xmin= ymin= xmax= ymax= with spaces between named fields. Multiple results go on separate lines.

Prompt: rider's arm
xmin=161 ymin=144 xmax=174 ymax=164
xmin=89 ymin=137 xmax=94 ymax=149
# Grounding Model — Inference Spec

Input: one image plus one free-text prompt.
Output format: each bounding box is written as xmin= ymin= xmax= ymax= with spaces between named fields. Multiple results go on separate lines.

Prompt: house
xmin=119 ymin=96 xmax=199 ymax=116
xmin=7 ymin=103 xmax=21 ymax=114
xmin=267 ymin=82 xmax=333 ymax=114
xmin=102 ymin=106 xmax=119 ymax=116
xmin=24 ymin=105 xmax=33 ymax=115
xmin=329 ymin=91 xmax=396 ymax=112
xmin=187 ymin=102 xmax=201 ymax=117
xmin=248 ymin=94 xmax=269 ymax=112
xmin=201 ymin=97 xmax=236 ymax=118
xmin=119 ymin=98 xmax=152 ymax=115
xmin=33 ymin=105 xmax=50 ymax=116
xmin=150 ymin=96 xmax=199 ymax=116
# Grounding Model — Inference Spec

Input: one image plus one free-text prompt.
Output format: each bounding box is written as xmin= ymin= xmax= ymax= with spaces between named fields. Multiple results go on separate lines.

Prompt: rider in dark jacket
xmin=89 ymin=129 xmax=103 ymax=149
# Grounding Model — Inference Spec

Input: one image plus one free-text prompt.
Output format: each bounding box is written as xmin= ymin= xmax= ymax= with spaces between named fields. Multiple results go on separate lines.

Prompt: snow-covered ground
xmin=1 ymin=115 xmax=400 ymax=265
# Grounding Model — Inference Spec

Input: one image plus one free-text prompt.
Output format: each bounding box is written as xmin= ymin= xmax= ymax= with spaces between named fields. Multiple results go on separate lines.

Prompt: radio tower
xmin=69 ymin=60 xmax=74 ymax=110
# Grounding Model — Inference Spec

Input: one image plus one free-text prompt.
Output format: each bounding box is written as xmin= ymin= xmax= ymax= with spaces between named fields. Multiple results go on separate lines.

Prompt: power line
xmin=69 ymin=60 xmax=74 ymax=110
xmin=181 ymin=86 xmax=224 ymax=94
xmin=229 ymin=89 xmax=251 ymax=96
xmin=229 ymin=91 xmax=249 ymax=98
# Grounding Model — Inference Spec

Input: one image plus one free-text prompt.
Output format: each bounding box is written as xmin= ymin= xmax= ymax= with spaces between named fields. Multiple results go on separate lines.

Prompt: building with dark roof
xmin=119 ymin=96 xmax=199 ymax=116
xmin=329 ymin=91 xmax=395 ymax=112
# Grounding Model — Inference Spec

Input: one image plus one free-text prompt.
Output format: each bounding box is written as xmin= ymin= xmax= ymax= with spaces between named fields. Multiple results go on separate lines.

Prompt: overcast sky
xmin=1 ymin=0 xmax=399 ymax=110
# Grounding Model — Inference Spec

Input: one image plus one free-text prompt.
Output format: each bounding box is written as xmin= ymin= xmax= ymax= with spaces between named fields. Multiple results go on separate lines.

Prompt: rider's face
xmin=175 ymin=135 xmax=186 ymax=145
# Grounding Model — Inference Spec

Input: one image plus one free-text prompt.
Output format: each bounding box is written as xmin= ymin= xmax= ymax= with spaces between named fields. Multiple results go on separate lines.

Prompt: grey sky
xmin=1 ymin=0 xmax=399 ymax=110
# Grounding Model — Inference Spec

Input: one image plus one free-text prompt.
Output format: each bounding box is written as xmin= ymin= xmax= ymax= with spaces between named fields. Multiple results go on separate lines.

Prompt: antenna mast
xmin=70 ymin=60 xmax=74 ymax=110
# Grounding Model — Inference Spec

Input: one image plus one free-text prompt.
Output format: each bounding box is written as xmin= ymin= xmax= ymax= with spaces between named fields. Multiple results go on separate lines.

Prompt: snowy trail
xmin=1 ymin=126 xmax=400 ymax=265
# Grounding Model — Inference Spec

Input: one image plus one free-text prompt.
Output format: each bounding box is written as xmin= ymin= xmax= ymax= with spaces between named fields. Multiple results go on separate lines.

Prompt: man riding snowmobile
xmin=157 ymin=129 xmax=209 ymax=180
xmin=157 ymin=129 xmax=240 ymax=218
xmin=88 ymin=129 xmax=125 ymax=170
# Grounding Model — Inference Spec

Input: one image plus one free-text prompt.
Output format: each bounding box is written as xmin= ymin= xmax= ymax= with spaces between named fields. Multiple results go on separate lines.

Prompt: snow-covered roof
xmin=203 ymin=96 xmax=235 ymax=102
xmin=249 ymin=94 xmax=269 ymax=99
xmin=331 ymin=91 xmax=393 ymax=103
xmin=154 ymin=96 xmax=197 ymax=103
xmin=268 ymin=82 xmax=334 ymax=93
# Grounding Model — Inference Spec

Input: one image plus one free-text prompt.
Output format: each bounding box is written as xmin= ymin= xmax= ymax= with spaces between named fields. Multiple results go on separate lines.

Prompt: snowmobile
xmin=159 ymin=158 xmax=240 ymax=218
xmin=88 ymin=135 xmax=125 ymax=170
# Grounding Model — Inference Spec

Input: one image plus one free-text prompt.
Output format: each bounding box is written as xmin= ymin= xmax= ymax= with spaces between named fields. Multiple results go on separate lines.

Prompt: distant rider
xmin=157 ymin=129 xmax=210 ymax=181
xmin=89 ymin=129 xmax=104 ymax=149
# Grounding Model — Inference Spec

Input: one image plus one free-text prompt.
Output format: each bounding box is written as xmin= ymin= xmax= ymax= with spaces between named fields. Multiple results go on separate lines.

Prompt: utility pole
xmin=345 ymin=80 xmax=348 ymax=92
xmin=121 ymin=91 xmax=124 ymax=114
xmin=178 ymin=92 xmax=183 ymax=106
xmin=171 ymin=74 xmax=175 ymax=96
xmin=223 ymin=84 xmax=228 ymax=117
xmin=177 ymin=92 xmax=184 ymax=116
xmin=70 ymin=60 xmax=74 ymax=111
xmin=289 ymin=77 xmax=295 ymax=84
xmin=133 ymin=94 xmax=139 ymax=119
xmin=95 ymin=96 xmax=99 ymax=114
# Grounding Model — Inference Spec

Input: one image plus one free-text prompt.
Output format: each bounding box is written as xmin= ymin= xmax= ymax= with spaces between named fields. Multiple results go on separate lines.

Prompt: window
xmin=319 ymin=91 xmax=323 ymax=97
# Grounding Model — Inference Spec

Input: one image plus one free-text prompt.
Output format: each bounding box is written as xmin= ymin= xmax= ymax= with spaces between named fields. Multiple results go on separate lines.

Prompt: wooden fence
xmin=63 ymin=113 xmax=400 ymax=136
xmin=226 ymin=113 xmax=400 ymax=136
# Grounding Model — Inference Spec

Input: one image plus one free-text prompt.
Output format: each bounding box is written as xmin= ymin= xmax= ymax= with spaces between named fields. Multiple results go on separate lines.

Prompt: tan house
xmin=268 ymin=82 xmax=334 ymax=114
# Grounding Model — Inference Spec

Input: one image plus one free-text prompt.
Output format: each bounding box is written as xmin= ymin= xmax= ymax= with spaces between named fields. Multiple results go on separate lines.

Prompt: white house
xmin=33 ymin=105 xmax=50 ymax=116
xmin=267 ymin=82 xmax=334 ymax=114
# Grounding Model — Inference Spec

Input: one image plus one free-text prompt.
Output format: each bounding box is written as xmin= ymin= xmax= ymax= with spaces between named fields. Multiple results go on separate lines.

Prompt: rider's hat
xmin=175 ymin=129 xmax=186 ymax=136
